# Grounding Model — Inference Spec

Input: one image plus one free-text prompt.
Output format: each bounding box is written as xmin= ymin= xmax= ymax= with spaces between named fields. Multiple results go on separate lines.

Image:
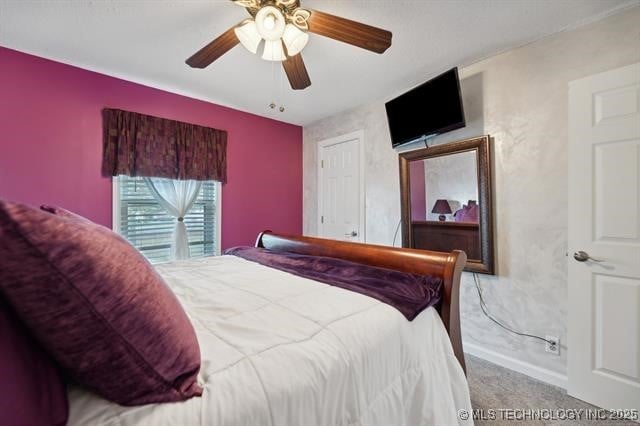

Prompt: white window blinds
xmin=115 ymin=176 xmax=218 ymax=263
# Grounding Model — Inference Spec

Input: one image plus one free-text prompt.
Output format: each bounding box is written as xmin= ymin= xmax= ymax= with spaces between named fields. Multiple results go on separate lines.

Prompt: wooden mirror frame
xmin=399 ymin=135 xmax=495 ymax=274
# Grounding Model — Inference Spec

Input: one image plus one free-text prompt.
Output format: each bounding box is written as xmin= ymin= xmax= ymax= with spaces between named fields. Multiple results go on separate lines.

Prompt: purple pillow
xmin=454 ymin=203 xmax=479 ymax=223
xmin=40 ymin=204 xmax=90 ymax=222
xmin=0 ymin=296 xmax=68 ymax=426
xmin=0 ymin=200 xmax=203 ymax=406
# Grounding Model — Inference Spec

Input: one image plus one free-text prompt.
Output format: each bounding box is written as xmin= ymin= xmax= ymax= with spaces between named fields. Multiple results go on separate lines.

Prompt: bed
xmin=67 ymin=232 xmax=472 ymax=426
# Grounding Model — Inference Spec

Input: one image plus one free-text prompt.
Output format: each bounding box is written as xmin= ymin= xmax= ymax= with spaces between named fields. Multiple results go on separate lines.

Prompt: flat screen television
xmin=385 ymin=67 xmax=465 ymax=148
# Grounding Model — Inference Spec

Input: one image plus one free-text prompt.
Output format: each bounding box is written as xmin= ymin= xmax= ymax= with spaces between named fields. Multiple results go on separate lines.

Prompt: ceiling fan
xmin=186 ymin=0 xmax=392 ymax=91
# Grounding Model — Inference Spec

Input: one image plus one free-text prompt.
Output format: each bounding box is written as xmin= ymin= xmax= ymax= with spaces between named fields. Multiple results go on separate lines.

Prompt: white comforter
xmin=68 ymin=255 xmax=472 ymax=426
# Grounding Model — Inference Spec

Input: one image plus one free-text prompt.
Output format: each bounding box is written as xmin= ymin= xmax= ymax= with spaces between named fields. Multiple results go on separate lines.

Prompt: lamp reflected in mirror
xmin=431 ymin=199 xmax=452 ymax=221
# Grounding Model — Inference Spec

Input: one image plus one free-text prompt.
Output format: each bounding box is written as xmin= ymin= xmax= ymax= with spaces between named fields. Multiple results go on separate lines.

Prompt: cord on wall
xmin=473 ymin=273 xmax=555 ymax=346
xmin=392 ymin=219 xmax=402 ymax=247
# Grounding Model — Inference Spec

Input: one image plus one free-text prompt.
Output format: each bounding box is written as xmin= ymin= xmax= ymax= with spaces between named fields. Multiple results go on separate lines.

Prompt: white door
xmin=318 ymin=131 xmax=364 ymax=242
xmin=568 ymin=62 xmax=640 ymax=412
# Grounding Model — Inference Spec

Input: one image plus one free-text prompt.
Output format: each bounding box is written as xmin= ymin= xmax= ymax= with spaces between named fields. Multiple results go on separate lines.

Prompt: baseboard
xmin=464 ymin=342 xmax=568 ymax=389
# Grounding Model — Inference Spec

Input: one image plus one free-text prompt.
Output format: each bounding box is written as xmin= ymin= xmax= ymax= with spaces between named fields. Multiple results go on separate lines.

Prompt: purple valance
xmin=101 ymin=109 xmax=227 ymax=182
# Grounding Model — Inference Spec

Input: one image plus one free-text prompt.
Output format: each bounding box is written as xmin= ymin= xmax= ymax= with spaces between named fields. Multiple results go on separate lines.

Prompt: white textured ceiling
xmin=0 ymin=0 xmax=636 ymax=125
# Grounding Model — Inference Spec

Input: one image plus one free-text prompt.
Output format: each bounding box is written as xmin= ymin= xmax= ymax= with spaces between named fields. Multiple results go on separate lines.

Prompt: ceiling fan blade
xmin=186 ymin=27 xmax=240 ymax=69
xmin=282 ymin=53 xmax=311 ymax=90
xmin=307 ymin=10 xmax=392 ymax=54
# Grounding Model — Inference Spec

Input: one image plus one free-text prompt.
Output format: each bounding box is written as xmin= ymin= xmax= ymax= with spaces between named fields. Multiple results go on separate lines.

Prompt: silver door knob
xmin=344 ymin=231 xmax=358 ymax=237
xmin=573 ymin=251 xmax=603 ymax=262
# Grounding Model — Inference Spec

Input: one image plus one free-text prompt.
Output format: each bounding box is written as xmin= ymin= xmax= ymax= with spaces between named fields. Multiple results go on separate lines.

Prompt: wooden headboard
xmin=255 ymin=231 xmax=467 ymax=373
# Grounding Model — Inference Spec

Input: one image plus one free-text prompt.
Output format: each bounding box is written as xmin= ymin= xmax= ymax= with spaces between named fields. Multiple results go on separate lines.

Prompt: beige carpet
xmin=466 ymin=354 xmax=637 ymax=425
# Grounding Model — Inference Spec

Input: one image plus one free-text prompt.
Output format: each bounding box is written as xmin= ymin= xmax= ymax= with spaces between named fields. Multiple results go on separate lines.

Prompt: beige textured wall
xmin=303 ymin=8 xmax=640 ymax=376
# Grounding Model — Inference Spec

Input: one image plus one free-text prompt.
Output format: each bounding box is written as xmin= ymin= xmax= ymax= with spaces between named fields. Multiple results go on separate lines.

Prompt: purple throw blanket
xmin=224 ymin=247 xmax=442 ymax=321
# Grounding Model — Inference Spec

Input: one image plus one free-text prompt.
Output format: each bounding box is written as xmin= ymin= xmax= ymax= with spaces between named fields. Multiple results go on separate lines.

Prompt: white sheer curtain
xmin=144 ymin=178 xmax=202 ymax=260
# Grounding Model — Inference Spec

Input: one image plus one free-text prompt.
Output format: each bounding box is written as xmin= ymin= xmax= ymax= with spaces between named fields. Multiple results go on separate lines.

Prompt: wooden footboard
xmin=255 ymin=231 xmax=467 ymax=373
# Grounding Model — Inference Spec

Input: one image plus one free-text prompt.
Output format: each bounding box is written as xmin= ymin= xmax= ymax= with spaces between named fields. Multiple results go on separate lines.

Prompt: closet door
xmin=568 ymin=62 xmax=640 ymax=413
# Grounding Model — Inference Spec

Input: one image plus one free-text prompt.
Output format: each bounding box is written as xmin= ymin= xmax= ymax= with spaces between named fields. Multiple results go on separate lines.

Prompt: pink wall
xmin=0 ymin=47 xmax=302 ymax=249
xmin=409 ymin=161 xmax=426 ymax=221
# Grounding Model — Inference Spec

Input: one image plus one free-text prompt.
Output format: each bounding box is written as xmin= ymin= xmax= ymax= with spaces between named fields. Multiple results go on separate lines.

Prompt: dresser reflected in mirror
xmin=399 ymin=136 xmax=494 ymax=274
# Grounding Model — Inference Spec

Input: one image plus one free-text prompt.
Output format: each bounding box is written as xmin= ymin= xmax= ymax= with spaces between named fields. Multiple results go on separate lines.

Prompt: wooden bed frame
xmin=255 ymin=231 xmax=467 ymax=373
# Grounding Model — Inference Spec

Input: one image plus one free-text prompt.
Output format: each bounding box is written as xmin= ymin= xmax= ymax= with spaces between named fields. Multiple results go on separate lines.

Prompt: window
xmin=113 ymin=176 xmax=220 ymax=263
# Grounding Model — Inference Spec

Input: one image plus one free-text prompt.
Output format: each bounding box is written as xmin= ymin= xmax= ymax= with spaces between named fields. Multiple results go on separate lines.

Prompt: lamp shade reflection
xmin=431 ymin=199 xmax=452 ymax=221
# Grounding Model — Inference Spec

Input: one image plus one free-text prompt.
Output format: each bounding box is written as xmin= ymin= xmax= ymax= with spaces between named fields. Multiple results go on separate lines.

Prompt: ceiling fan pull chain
xmin=269 ymin=60 xmax=276 ymax=110
xmin=279 ymin=62 xmax=285 ymax=113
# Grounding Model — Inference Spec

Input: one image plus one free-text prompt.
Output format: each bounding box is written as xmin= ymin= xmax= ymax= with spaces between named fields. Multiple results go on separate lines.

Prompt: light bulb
xmin=282 ymin=24 xmax=309 ymax=56
xmin=262 ymin=39 xmax=286 ymax=61
xmin=255 ymin=5 xmax=285 ymax=41
xmin=234 ymin=20 xmax=261 ymax=54
xmin=264 ymin=14 xmax=275 ymax=30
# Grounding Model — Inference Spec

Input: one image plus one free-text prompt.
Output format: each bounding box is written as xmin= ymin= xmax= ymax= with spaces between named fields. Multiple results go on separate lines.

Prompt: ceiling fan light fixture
xmin=234 ymin=20 xmax=262 ymax=54
xmin=255 ymin=5 xmax=286 ymax=41
xmin=187 ymin=0 xmax=392 ymax=91
xmin=262 ymin=39 xmax=286 ymax=61
xmin=282 ymin=24 xmax=309 ymax=56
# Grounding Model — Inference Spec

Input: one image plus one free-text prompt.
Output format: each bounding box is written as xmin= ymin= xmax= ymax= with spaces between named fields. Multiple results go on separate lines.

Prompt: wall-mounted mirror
xmin=399 ymin=135 xmax=494 ymax=274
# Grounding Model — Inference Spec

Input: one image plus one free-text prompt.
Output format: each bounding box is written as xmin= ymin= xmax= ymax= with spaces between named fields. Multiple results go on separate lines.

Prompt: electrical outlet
xmin=545 ymin=336 xmax=560 ymax=355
